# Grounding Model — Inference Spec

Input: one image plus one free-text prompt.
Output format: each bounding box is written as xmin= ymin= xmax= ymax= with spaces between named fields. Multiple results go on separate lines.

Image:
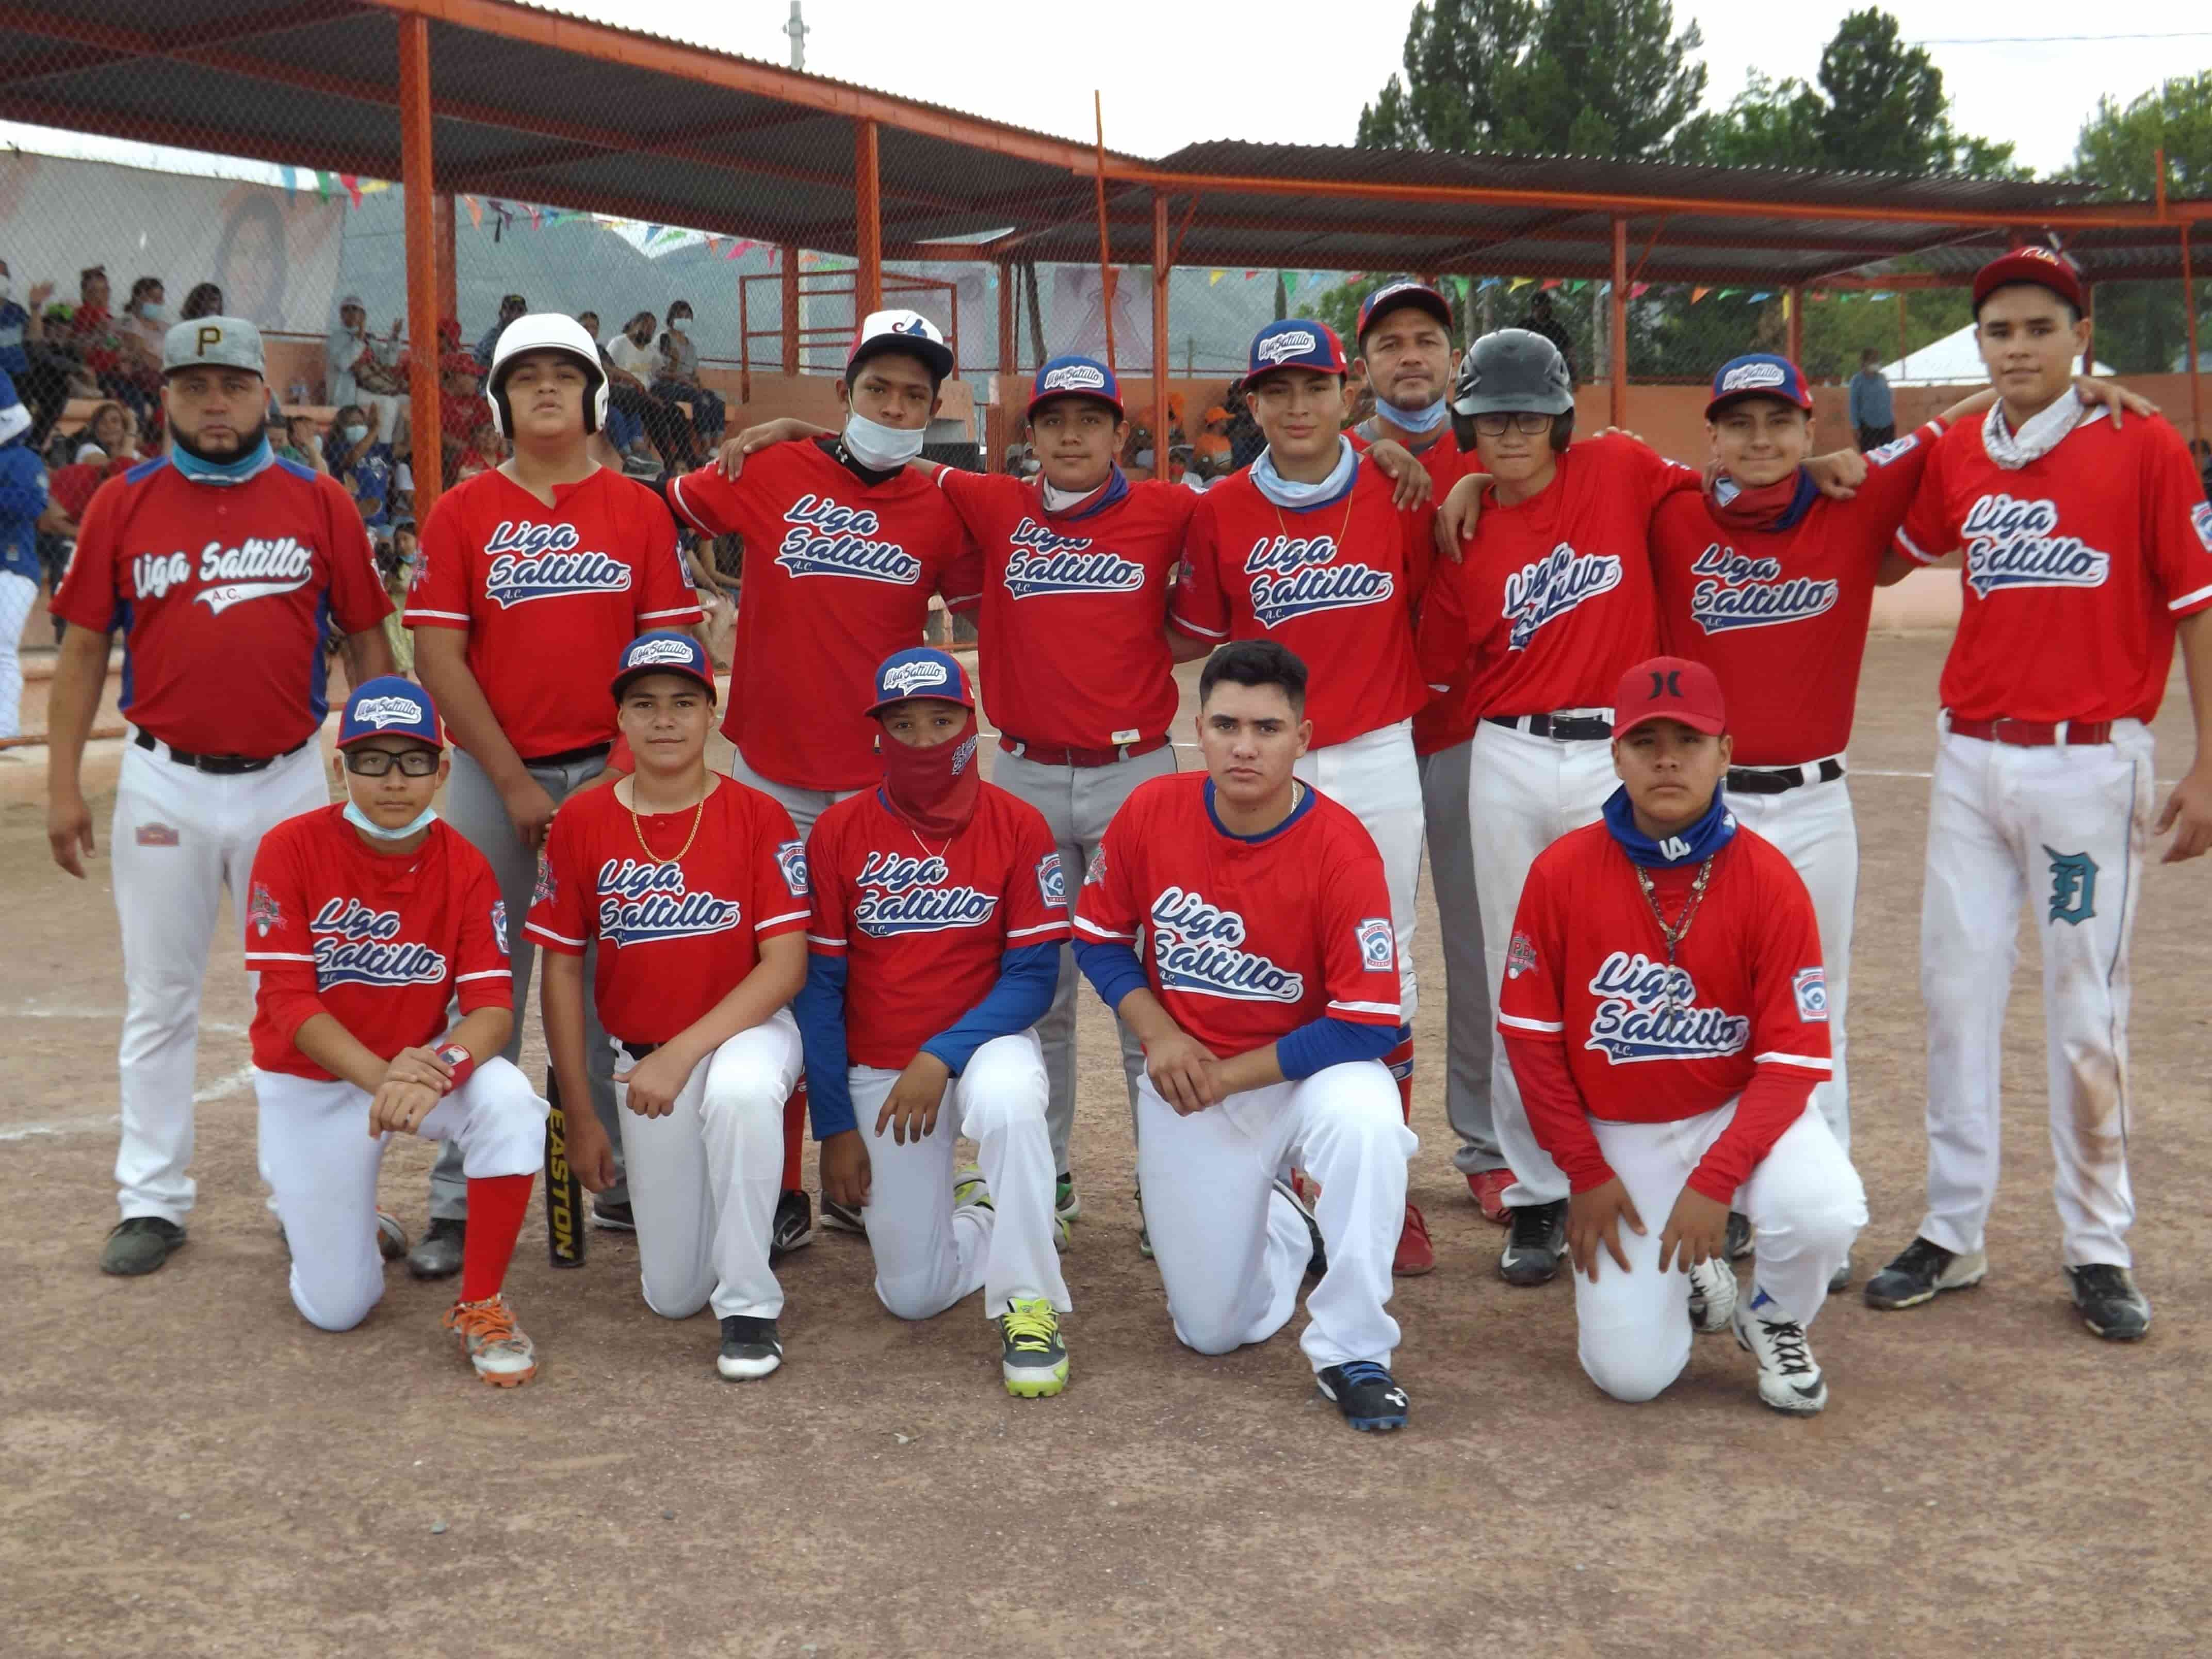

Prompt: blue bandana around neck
xmin=1250 ymin=433 xmax=1358 ymax=510
xmin=1602 ymin=783 xmax=1736 ymax=869
xmin=1372 ymin=394 xmax=1449 ymax=435
xmin=1042 ymin=462 xmax=1130 ymax=522
xmin=171 ymin=433 xmax=276 ymax=487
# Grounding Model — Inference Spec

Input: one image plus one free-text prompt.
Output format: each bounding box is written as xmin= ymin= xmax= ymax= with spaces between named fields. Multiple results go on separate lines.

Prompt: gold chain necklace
xmin=1271 ymin=488 xmax=1359 ymax=561
xmin=628 ymin=778 xmax=709 ymax=864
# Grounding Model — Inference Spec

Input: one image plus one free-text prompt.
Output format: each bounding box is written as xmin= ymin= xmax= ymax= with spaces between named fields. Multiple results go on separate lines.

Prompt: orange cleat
xmin=1393 ymin=1201 xmax=1436 ymax=1277
xmin=1466 ymin=1169 xmax=1514 ymax=1225
xmin=443 ymin=1294 xmax=539 ymax=1387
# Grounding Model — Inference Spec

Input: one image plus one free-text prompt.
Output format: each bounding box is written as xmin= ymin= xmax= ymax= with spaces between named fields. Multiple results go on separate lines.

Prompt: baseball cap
xmin=1705 ymin=353 xmax=1813 ymax=419
xmin=1027 ymin=354 xmax=1122 ymax=421
xmin=339 ymin=294 xmax=365 ymax=311
xmin=865 ymin=646 xmax=975 ymax=718
xmin=337 ymin=676 xmax=442 ymax=749
xmin=848 ymin=308 xmax=954 ymax=385
xmin=162 ymin=316 xmax=265 ymax=378
xmin=1357 ymin=280 xmax=1453 ymax=346
xmin=1247 ymin=319 xmax=1348 ymax=381
xmin=1203 ymin=404 xmax=1230 ymax=424
xmin=610 ymin=630 xmax=718 ymax=703
xmin=1972 ymin=245 xmax=2086 ymax=316
xmin=1612 ymin=656 xmax=1727 ymax=738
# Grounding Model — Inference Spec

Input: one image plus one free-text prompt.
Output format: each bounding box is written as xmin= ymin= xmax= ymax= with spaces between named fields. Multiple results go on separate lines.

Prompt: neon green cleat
xmin=999 ymin=1296 xmax=1069 ymax=1398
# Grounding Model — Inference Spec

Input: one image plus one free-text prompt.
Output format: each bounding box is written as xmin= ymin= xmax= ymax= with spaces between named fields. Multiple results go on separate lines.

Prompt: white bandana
xmin=1983 ymin=396 xmax=2102 ymax=471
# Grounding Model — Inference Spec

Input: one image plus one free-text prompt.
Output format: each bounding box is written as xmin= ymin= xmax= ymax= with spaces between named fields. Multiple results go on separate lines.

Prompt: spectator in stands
xmin=114 ymin=276 xmax=168 ymax=429
xmin=329 ymin=402 xmax=399 ymax=529
xmin=1849 ymin=348 xmax=1895 ymax=452
xmin=474 ymin=292 xmax=528 ymax=369
xmin=328 ymin=295 xmax=408 ymax=441
xmin=0 ymin=262 xmax=64 ymax=444
xmin=74 ymin=401 xmax=136 ymax=468
xmin=601 ymin=308 xmax=698 ymax=467
xmin=0 ymin=369 xmax=46 ymax=741
xmin=1516 ymin=289 xmax=1576 ymax=385
xmin=68 ymin=267 xmax=139 ymax=416
xmin=378 ymin=518 xmax=418 ymax=677
xmin=274 ymin=411 xmax=326 ymax=473
xmin=651 ymin=299 xmax=725 ymax=449
xmin=178 ymin=282 xmax=223 ymax=321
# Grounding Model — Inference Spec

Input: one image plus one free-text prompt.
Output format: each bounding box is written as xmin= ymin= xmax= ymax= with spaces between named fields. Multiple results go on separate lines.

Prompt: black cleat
xmin=1864 ymin=1237 xmax=1986 ymax=1311
xmin=2066 ymin=1264 xmax=2151 ymax=1342
xmin=591 ymin=1198 xmax=636 ymax=1232
xmin=820 ymin=1195 xmax=866 ymax=1235
xmin=717 ymin=1314 xmax=783 ymax=1380
xmin=1726 ymin=1210 xmax=1753 ymax=1261
xmin=1499 ymin=1199 xmax=1566 ymax=1287
xmin=1316 ymin=1361 xmax=1409 ymax=1432
xmin=406 ymin=1216 xmax=465 ymax=1281
xmin=100 ymin=1216 xmax=186 ymax=1277
xmin=1273 ymin=1176 xmax=1325 ymax=1278
xmin=769 ymin=1189 xmax=813 ymax=1261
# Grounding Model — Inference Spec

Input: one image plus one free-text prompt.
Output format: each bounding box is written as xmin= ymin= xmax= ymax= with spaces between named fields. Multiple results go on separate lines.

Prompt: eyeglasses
xmin=343 ymin=749 xmax=439 ymax=777
xmin=1471 ymin=412 xmax=1555 ymax=436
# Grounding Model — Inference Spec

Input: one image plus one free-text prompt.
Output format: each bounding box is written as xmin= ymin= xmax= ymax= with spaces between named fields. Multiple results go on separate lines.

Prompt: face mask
xmin=670 ymin=318 xmax=690 ymax=334
xmin=140 ymin=302 xmax=168 ymax=324
xmin=1373 ymin=394 xmax=1449 ymax=434
xmin=341 ymin=424 xmax=369 ymax=445
xmin=842 ymin=410 xmax=927 ymax=471
xmin=343 ymin=800 xmax=438 ymax=842
xmin=879 ymin=713 xmax=982 ymax=837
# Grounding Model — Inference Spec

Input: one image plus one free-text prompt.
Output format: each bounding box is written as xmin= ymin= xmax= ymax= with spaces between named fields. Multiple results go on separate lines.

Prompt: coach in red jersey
xmin=798 ymin=648 xmax=1074 ymax=1398
xmin=47 ymin=316 xmax=394 ymax=1277
xmin=405 ymin=312 xmax=703 ymax=1272
xmin=1501 ymin=657 xmax=1865 ymax=1414
xmin=1862 ymin=248 xmax=2212 ymax=1341
xmin=1075 ymin=640 xmax=1417 ymax=1432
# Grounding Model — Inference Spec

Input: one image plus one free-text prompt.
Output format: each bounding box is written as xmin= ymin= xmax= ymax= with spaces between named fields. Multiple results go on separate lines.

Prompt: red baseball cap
xmin=1972 ymin=246 xmax=2086 ymax=317
xmin=1612 ymin=656 xmax=1726 ymax=737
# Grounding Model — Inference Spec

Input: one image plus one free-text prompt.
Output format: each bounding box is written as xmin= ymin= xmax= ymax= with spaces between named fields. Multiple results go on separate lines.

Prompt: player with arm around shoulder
xmin=1074 ymin=640 xmax=1419 ymax=1432
xmin=248 ymin=679 xmax=547 ymax=1386
xmin=1499 ymin=658 xmax=1865 ymax=1412
xmin=796 ymin=648 xmax=1074 ymax=1398
xmin=528 ymin=633 xmax=811 ymax=1381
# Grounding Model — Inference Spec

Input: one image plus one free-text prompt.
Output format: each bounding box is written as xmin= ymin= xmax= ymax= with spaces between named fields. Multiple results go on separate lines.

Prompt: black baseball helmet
xmin=1450 ymin=328 xmax=1575 ymax=452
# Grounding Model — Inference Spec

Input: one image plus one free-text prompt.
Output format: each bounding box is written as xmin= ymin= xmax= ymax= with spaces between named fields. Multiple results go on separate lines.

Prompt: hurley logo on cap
xmin=1256 ymin=329 xmax=1319 ymax=366
xmin=882 ymin=658 xmax=952 ymax=697
xmin=1040 ymin=363 xmax=1108 ymax=394
xmin=352 ymin=694 xmax=427 ymax=728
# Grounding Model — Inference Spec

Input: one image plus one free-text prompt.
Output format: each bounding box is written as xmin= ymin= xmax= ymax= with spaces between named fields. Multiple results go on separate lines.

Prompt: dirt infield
xmin=4 ymin=632 xmax=2208 ymax=1656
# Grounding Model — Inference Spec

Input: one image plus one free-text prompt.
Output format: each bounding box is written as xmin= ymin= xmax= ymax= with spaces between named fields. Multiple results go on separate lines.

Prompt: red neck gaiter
xmin=880 ymin=717 xmax=983 ymax=838
xmin=1704 ymin=466 xmax=1818 ymax=534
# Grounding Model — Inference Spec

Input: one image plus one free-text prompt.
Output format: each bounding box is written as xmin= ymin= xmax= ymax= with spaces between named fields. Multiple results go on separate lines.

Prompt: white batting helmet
xmin=485 ymin=312 xmax=608 ymax=436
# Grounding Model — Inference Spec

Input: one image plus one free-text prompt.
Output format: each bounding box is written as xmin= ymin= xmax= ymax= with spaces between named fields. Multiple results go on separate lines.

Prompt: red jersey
xmin=1172 ymin=459 xmax=1433 ymax=748
xmin=805 ymin=782 xmax=1069 ymax=1071
xmin=51 ymin=455 xmax=389 ymax=757
xmin=1417 ymin=434 xmax=1698 ymax=719
xmin=1652 ymin=422 xmax=1941 ymax=766
xmin=935 ymin=468 xmax=1189 ymax=750
xmin=1353 ymin=426 xmax=1485 ymax=756
xmin=1895 ymin=409 xmax=2212 ymax=724
xmin=1074 ymin=772 xmax=1402 ymax=1056
xmin=1500 ymin=820 xmax=1830 ymax=1200
xmin=404 ymin=466 xmax=701 ymax=761
xmin=525 ymin=777 xmax=810 ymax=1046
xmin=665 ymin=440 xmax=980 ymax=791
xmin=245 ymin=808 xmax=511 ymax=1082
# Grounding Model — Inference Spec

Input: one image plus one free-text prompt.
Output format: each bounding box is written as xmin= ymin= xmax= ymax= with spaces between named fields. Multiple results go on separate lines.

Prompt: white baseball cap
xmin=847 ymin=308 xmax=953 ymax=384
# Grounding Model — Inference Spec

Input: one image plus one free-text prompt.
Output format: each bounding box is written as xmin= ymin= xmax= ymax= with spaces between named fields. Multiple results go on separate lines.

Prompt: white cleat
xmin=1734 ymin=1297 xmax=1827 ymax=1415
xmin=1687 ymin=1257 xmax=1738 ymax=1333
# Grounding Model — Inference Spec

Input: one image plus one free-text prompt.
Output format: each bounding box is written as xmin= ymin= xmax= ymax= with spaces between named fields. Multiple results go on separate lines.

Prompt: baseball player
xmin=796 ymin=648 xmax=1074 ymax=1398
xmin=247 ymin=677 xmax=546 ymax=1386
xmin=1169 ymin=317 xmax=1437 ymax=1276
xmin=1500 ymin=656 xmax=1865 ymax=1413
xmin=1864 ymin=247 xmax=2212 ymax=1341
xmin=662 ymin=309 xmax=979 ymax=1237
xmin=404 ymin=312 xmax=704 ymax=1274
xmin=527 ymin=632 xmax=812 ymax=1380
xmin=46 ymin=316 xmax=393 ymax=1277
xmin=1073 ymin=639 xmax=1418 ymax=1431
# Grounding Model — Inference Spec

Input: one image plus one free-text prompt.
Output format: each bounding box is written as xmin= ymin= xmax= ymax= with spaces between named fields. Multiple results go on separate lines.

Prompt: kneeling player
xmin=529 ymin=633 xmax=811 ymax=1380
xmin=797 ymin=649 xmax=1074 ymax=1398
xmin=247 ymin=678 xmax=545 ymax=1387
xmin=1074 ymin=641 xmax=1418 ymax=1432
xmin=1499 ymin=658 xmax=1866 ymax=1414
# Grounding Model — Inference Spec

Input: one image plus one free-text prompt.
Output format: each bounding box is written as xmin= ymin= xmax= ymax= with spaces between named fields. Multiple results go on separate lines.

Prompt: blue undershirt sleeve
xmin=920 ymin=942 xmax=1061 ymax=1075
xmin=1071 ymin=938 xmax=1148 ymax=1014
xmin=794 ymin=952 xmax=856 ymax=1141
xmin=1277 ymin=1015 xmax=1397 ymax=1081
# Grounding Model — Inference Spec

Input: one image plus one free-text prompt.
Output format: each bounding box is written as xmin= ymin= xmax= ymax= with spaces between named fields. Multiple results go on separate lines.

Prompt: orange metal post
xmin=1787 ymin=284 xmax=1804 ymax=365
xmin=397 ymin=13 xmax=441 ymax=508
xmin=780 ymin=243 xmax=800 ymax=373
xmin=853 ymin=119 xmax=882 ymax=319
xmin=2184 ymin=227 xmax=2203 ymax=446
xmin=1152 ymin=191 xmax=1170 ymax=482
xmin=433 ymin=189 xmax=457 ymax=322
xmin=1610 ymin=217 xmax=1628 ymax=431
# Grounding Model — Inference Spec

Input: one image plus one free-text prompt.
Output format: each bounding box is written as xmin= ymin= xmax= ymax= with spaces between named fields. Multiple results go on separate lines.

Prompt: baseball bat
xmin=545 ymin=1068 xmax=586 ymax=1269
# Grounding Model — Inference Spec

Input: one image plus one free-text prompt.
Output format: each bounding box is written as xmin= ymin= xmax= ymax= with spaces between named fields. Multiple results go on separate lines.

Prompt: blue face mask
xmin=842 ymin=410 xmax=926 ymax=471
xmin=1250 ymin=433 xmax=1359 ymax=510
xmin=343 ymin=800 xmax=438 ymax=842
xmin=171 ymin=433 xmax=275 ymax=487
xmin=341 ymin=424 xmax=369 ymax=445
xmin=1373 ymin=394 xmax=1449 ymax=434
xmin=140 ymin=301 xmax=168 ymax=325
xmin=1601 ymin=783 xmax=1736 ymax=869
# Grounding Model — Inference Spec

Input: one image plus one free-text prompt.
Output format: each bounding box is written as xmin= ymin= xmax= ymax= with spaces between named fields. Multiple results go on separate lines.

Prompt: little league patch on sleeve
xmin=1506 ymin=930 xmax=1538 ymax=980
xmin=776 ymin=839 xmax=809 ymax=899
xmin=491 ymin=900 xmax=509 ymax=955
xmin=248 ymin=881 xmax=282 ymax=936
xmin=532 ymin=857 xmax=558 ymax=907
xmin=1357 ymin=917 xmax=1394 ymax=971
xmin=1792 ymin=966 xmax=1828 ymax=1022
xmin=1036 ymin=851 xmax=1067 ymax=910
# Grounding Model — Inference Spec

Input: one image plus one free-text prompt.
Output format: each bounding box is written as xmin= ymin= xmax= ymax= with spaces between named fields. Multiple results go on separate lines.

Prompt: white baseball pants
xmin=1577 ymin=1102 xmax=1865 ymax=1404
xmin=111 ymin=733 xmax=329 ymax=1225
xmin=613 ymin=1010 xmax=804 ymax=1322
xmin=1469 ymin=719 xmax=1617 ymax=1207
xmin=1419 ymin=739 xmax=1499 ymax=1172
xmin=1295 ymin=718 xmax=1422 ymax=1023
xmin=1723 ymin=765 xmax=1857 ymax=1151
xmin=1136 ymin=1060 xmax=1415 ymax=1373
xmin=255 ymin=1057 xmax=545 ymax=1331
xmin=0 ymin=569 xmax=37 ymax=738
xmin=994 ymin=742 xmax=1176 ymax=1168
xmin=1917 ymin=720 xmax=2154 ymax=1269
xmin=850 ymin=1031 xmax=1069 ymax=1321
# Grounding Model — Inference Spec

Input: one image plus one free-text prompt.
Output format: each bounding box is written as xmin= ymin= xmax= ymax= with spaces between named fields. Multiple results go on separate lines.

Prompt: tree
xmin=2064 ymin=73 xmax=2212 ymax=371
xmin=1358 ymin=0 xmax=1537 ymax=153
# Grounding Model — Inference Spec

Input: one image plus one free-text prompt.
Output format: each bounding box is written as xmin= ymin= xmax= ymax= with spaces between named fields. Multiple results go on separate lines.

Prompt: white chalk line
xmin=0 ymin=1067 xmax=252 ymax=1144
xmin=7 ymin=1004 xmax=245 ymax=1036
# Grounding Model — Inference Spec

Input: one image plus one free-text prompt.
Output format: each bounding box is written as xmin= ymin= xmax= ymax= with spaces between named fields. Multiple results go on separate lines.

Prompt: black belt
xmin=1728 ymin=758 xmax=1845 ymax=795
xmin=616 ymin=1040 xmax=660 ymax=1060
xmin=135 ymin=729 xmax=308 ymax=775
xmin=1484 ymin=711 xmax=1612 ymax=742
xmin=522 ymin=740 xmax=613 ymax=769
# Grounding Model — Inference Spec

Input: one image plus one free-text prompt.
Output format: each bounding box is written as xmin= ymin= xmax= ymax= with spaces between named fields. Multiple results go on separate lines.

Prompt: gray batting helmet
xmin=1449 ymin=328 xmax=1574 ymax=451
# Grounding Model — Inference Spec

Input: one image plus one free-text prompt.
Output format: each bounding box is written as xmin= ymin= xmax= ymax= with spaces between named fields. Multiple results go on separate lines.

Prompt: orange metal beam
xmin=854 ymin=118 xmax=882 ymax=319
xmin=782 ymin=245 xmax=801 ymax=375
xmin=2182 ymin=227 xmax=2201 ymax=445
xmin=397 ymin=13 xmax=442 ymax=509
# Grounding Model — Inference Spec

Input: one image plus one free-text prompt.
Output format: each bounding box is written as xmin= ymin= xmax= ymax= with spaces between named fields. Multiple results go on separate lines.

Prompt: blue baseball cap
xmin=1247 ymin=319 xmax=1348 ymax=382
xmin=610 ymin=629 xmax=717 ymax=702
xmin=1357 ymin=280 xmax=1453 ymax=346
xmin=865 ymin=646 xmax=975 ymax=718
xmin=1027 ymin=354 xmax=1123 ymax=421
xmin=337 ymin=676 xmax=442 ymax=749
xmin=1706 ymin=353 xmax=1814 ymax=419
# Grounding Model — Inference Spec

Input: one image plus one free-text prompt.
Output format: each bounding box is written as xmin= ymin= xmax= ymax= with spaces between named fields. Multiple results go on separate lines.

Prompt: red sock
xmin=460 ymin=1172 xmax=533 ymax=1304
xmin=780 ymin=1078 xmax=807 ymax=1192
xmin=1385 ymin=1033 xmax=1414 ymax=1125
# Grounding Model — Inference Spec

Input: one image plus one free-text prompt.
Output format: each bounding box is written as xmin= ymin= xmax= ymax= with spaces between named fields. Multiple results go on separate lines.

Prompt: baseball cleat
xmin=1393 ymin=1201 xmax=1436 ymax=1277
xmin=769 ymin=1188 xmax=813 ymax=1261
xmin=375 ymin=1209 xmax=410 ymax=1262
xmin=1466 ymin=1168 xmax=1514 ymax=1225
xmin=1687 ymin=1256 xmax=1739 ymax=1333
xmin=1864 ymin=1237 xmax=1987 ymax=1310
xmin=1499 ymin=1199 xmax=1567 ymax=1287
xmin=407 ymin=1216 xmax=464 ymax=1281
xmin=1733 ymin=1295 xmax=1827 ymax=1414
xmin=100 ymin=1216 xmax=186 ymax=1277
xmin=591 ymin=1198 xmax=636 ymax=1232
xmin=444 ymin=1294 xmax=538 ymax=1387
xmin=717 ymin=1314 xmax=784 ymax=1380
xmin=1273 ymin=1176 xmax=1326 ymax=1278
xmin=1726 ymin=1210 xmax=1753 ymax=1260
xmin=820 ymin=1194 xmax=866 ymax=1235
xmin=955 ymin=1167 xmax=1069 ymax=1251
xmin=999 ymin=1297 xmax=1069 ymax=1397
xmin=1827 ymin=1254 xmax=1852 ymax=1295
xmin=2065 ymin=1264 xmax=2151 ymax=1342
xmin=1055 ymin=1173 xmax=1080 ymax=1223
xmin=1316 ymin=1361 xmax=1410 ymax=1433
